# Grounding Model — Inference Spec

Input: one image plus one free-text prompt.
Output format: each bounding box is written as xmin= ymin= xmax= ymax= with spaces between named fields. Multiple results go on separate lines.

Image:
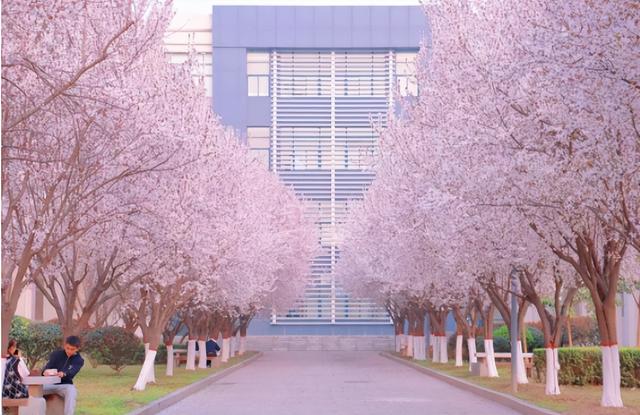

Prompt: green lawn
xmin=74 ymin=352 xmax=257 ymax=415
xmin=396 ymin=354 xmax=640 ymax=415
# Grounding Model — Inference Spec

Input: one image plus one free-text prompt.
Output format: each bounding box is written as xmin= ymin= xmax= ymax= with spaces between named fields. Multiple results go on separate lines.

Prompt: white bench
xmin=472 ymin=352 xmax=534 ymax=377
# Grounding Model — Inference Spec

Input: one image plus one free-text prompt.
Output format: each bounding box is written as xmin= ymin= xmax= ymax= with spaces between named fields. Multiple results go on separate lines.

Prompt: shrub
xmin=22 ymin=322 xmax=63 ymax=370
xmin=474 ymin=325 xmax=545 ymax=353
xmin=83 ymin=326 xmax=142 ymax=373
xmin=533 ymin=347 xmax=640 ymax=387
xmin=529 ymin=316 xmax=599 ymax=347
xmin=9 ymin=316 xmax=31 ymax=343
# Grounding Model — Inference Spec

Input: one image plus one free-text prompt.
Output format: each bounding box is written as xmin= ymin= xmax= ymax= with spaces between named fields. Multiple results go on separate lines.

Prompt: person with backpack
xmin=2 ymin=339 xmax=30 ymax=400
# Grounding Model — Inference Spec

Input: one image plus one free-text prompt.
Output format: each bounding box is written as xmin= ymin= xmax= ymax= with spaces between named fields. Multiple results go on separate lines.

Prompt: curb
xmin=128 ymin=352 xmax=263 ymax=415
xmin=380 ymin=352 xmax=559 ymax=415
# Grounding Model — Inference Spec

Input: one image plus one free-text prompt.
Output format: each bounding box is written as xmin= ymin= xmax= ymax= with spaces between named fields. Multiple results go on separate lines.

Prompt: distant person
xmin=195 ymin=338 xmax=221 ymax=367
xmin=2 ymin=339 xmax=30 ymax=399
xmin=41 ymin=335 xmax=85 ymax=415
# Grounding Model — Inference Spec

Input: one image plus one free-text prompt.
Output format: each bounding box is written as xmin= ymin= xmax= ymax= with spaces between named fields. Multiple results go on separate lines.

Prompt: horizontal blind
xmin=272 ymin=50 xmax=394 ymax=324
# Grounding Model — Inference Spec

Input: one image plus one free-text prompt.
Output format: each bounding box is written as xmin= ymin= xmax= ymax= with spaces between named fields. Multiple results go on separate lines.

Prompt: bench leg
xmin=19 ymin=397 xmax=46 ymax=415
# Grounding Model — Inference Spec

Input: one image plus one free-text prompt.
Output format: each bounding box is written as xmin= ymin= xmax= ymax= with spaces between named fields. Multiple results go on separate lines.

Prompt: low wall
xmin=245 ymin=335 xmax=395 ymax=351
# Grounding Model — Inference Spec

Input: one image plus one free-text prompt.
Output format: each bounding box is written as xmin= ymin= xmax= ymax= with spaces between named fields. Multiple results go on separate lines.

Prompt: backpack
xmin=2 ymin=356 xmax=29 ymax=399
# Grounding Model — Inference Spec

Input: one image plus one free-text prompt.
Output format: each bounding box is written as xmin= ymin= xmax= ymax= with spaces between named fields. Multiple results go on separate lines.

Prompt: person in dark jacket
xmin=41 ymin=336 xmax=85 ymax=415
xmin=195 ymin=338 xmax=221 ymax=366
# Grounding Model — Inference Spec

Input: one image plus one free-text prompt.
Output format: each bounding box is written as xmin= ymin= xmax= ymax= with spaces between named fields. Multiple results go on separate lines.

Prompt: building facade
xmin=211 ymin=5 xmax=426 ymax=336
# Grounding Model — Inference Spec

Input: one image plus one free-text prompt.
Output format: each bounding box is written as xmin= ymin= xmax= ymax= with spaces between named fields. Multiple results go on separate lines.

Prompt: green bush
xmin=533 ymin=347 xmax=640 ymax=387
xmin=529 ymin=316 xmax=599 ymax=347
xmin=475 ymin=325 xmax=544 ymax=353
xmin=9 ymin=316 xmax=31 ymax=342
xmin=83 ymin=327 xmax=142 ymax=373
xmin=22 ymin=322 xmax=63 ymax=370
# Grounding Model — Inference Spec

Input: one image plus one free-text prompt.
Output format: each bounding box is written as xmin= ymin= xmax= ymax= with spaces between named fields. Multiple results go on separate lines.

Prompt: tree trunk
xmin=220 ymin=319 xmax=233 ymax=363
xmin=133 ymin=348 xmax=157 ymax=391
xmin=516 ymin=340 xmax=528 ymax=384
xmin=455 ymin=335 xmax=464 ymax=367
xmin=545 ymin=347 xmax=560 ymax=395
xmin=165 ymin=343 xmax=174 ymax=376
xmin=394 ymin=319 xmax=404 ymax=354
xmin=238 ymin=324 xmax=248 ymax=356
xmin=405 ymin=323 xmax=414 ymax=358
xmin=143 ymin=342 xmax=156 ymax=384
xmin=567 ymin=314 xmax=573 ymax=347
xmin=197 ymin=336 xmax=207 ymax=369
xmin=467 ymin=338 xmax=477 ymax=372
xmin=133 ymin=332 xmax=160 ymax=391
xmin=412 ymin=313 xmax=426 ymax=361
xmin=186 ymin=338 xmax=197 ymax=370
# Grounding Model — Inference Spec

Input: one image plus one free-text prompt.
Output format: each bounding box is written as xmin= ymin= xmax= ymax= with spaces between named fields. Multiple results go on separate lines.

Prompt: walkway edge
xmin=380 ymin=352 xmax=559 ymax=415
xmin=128 ymin=352 xmax=263 ymax=415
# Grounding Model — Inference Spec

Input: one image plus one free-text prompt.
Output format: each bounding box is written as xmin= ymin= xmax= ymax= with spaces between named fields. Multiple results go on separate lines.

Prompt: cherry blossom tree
xmin=1 ymin=0 xmax=174 ymax=343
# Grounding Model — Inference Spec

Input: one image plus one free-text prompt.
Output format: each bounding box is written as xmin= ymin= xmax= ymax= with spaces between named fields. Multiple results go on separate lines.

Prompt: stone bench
xmin=2 ymin=398 xmax=29 ymax=415
xmin=45 ymin=394 xmax=64 ymax=415
xmin=473 ymin=352 xmax=533 ymax=377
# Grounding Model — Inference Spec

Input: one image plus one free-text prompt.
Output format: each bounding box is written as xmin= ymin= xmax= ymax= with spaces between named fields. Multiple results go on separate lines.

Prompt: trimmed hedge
xmin=83 ymin=326 xmax=142 ymax=373
xmin=533 ymin=347 xmax=640 ymax=387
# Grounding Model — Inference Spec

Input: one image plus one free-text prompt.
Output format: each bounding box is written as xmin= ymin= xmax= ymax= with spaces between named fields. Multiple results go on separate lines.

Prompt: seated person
xmin=2 ymin=339 xmax=30 ymax=399
xmin=195 ymin=338 xmax=221 ymax=366
xmin=41 ymin=336 xmax=84 ymax=415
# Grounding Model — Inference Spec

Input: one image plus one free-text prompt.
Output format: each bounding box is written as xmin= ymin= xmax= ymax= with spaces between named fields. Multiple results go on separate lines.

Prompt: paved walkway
xmin=157 ymin=351 xmax=520 ymax=415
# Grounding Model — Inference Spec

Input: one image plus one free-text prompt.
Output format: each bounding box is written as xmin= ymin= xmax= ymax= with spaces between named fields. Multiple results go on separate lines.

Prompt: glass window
xmin=247 ymin=52 xmax=270 ymax=97
xmin=247 ymin=127 xmax=270 ymax=169
xmin=396 ymin=52 xmax=418 ymax=97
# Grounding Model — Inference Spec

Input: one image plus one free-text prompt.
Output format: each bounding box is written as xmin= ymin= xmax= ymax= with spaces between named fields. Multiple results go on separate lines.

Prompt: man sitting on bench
xmin=41 ymin=336 xmax=84 ymax=415
xmin=195 ymin=338 xmax=221 ymax=367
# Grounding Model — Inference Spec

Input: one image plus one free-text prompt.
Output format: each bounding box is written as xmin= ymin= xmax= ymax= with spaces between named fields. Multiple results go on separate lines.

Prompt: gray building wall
xmin=211 ymin=5 xmax=428 ymax=136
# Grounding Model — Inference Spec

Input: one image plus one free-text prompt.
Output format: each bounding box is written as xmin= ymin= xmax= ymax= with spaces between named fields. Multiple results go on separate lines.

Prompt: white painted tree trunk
xmin=429 ymin=334 xmax=435 ymax=353
xmin=544 ymin=347 xmax=560 ymax=395
xmin=438 ymin=336 xmax=448 ymax=363
xmin=516 ymin=341 xmax=528 ymax=384
xmin=165 ymin=345 xmax=174 ymax=376
xmin=484 ymin=339 xmax=499 ymax=377
xmin=144 ymin=343 xmax=156 ymax=383
xmin=186 ymin=339 xmax=197 ymax=370
xmin=431 ymin=336 xmax=438 ymax=362
xmin=467 ymin=338 xmax=477 ymax=372
xmin=133 ymin=349 xmax=157 ymax=391
xmin=395 ymin=335 xmax=401 ymax=353
xmin=239 ymin=335 xmax=247 ymax=356
xmin=412 ymin=336 xmax=426 ymax=360
xmin=197 ymin=340 xmax=207 ymax=369
xmin=455 ymin=335 xmax=463 ymax=367
xmin=400 ymin=334 xmax=408 ymax=355
xmin=221 ymin=337 xmax=231 ymax=362
xmin=406 ymin=335 xmax=414 ymax=358
xmin=601 ymin=345 xmax=623 ymax=407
